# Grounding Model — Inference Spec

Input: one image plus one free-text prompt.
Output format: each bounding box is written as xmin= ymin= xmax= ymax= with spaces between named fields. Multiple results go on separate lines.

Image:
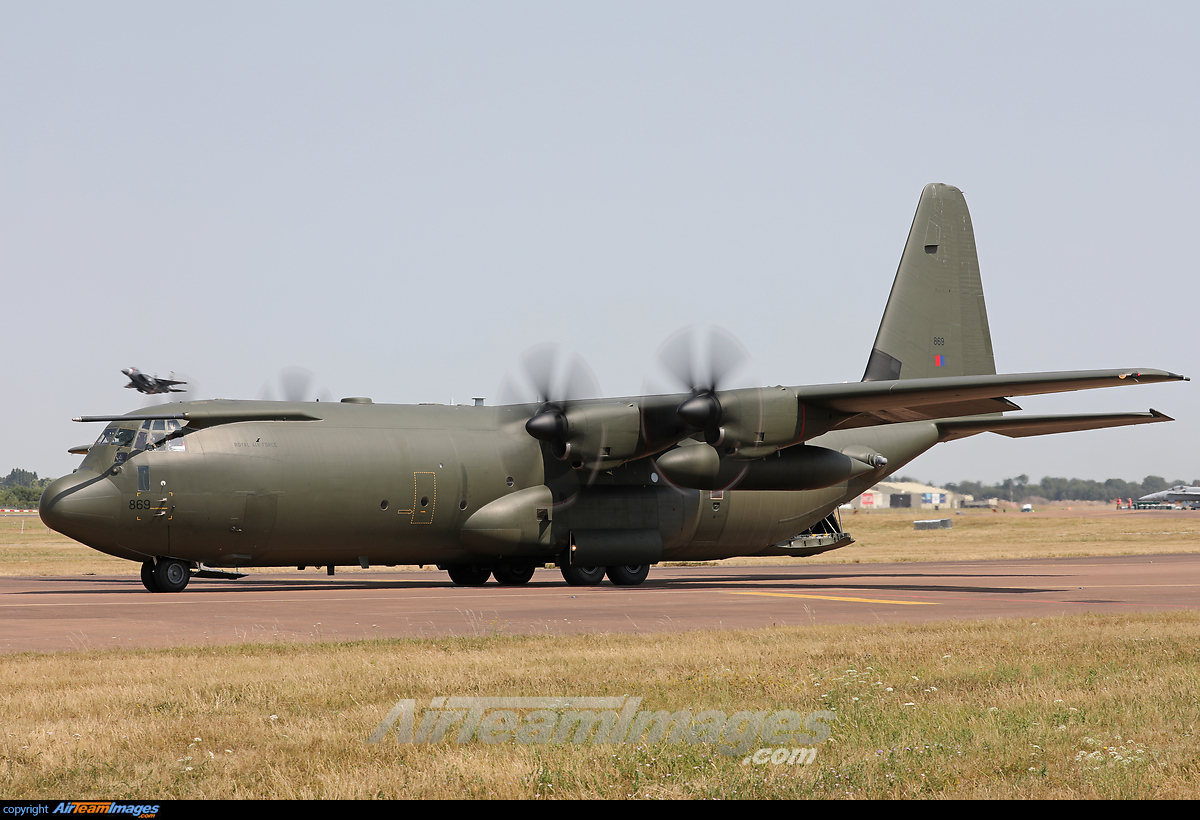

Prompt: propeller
xmin=499 ymin=344 xmax=601 ymax=460
xmin=656 ymin=326 xmax=749 ymax=446
xmin=258 ymin=367 xmax=333 ymax=403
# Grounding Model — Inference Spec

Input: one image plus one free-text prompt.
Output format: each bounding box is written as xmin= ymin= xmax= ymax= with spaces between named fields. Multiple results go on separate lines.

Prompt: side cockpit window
xmin=165 ymin=419 xmax=186 ymax=451
xmin=142 ymin=418 xmax=187 ymax=452
xmin=93 ymin=421 xmax=187 ymax=454
xmin=95 ymin=426 xmax=137 ymax=448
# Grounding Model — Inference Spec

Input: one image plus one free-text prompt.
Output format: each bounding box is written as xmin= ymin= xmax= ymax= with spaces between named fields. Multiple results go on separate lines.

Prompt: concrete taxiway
xmin=1 ymin=553 xmax=1197 ymax=653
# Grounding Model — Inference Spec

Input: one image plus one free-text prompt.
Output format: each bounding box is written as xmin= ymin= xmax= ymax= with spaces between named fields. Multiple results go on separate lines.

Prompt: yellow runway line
xmin=731 ymin=590 xmax=939 ymax=606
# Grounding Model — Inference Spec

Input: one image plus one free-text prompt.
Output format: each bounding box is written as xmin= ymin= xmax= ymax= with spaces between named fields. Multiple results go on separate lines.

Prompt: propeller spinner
xmin=507 ymin=344 xmax=602 ymax=461
xmin=658 ymin=326 xmax=749 ymax=446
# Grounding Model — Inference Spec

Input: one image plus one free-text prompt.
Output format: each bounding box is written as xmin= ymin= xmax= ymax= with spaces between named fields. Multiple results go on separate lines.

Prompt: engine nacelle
xmin=527 ymin=402 xmax=642 ymax=470
xmin=702 ymin=388 xmax=843 ymax=460
xmin=657 ymin=442 xmax=879 ymax=491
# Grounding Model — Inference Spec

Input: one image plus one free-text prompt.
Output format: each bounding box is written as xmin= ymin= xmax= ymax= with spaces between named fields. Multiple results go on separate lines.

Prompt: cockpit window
xmin=95 ymin=426 xmax=137 ymax=447
xmin=140 ymin=418 xmax=187 ymax=451
xmin=92 ymin=420 xmax=188 ymax=454
xmin=166 ymin=419 xmax=186 ymax=451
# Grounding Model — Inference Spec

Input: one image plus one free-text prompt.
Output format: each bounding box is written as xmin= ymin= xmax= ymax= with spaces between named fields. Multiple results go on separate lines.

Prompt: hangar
xmin=846 ymin=480 xmax=961 ymax=511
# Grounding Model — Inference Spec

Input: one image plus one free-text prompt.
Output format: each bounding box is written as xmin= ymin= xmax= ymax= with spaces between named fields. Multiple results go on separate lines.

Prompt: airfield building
xmin=846 ymin=481 xmax=962 ymax=511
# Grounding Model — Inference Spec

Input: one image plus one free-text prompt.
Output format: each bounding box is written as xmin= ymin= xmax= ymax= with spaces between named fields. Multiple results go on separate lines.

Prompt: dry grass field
xmin=2 ymin=507 xmax=1197 ymax=799
xmin=733 ymin=504 xmax=1200 ymax=565
xmin=3 ymin=505 xmax=1198 ymax=577
xmin=1 ymin=614 xmax=1197 ymax=799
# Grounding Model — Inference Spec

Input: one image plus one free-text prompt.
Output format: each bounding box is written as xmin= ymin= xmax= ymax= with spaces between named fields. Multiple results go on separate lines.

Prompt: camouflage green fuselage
xmin=46 ymin=399 xmax=937 ymax=568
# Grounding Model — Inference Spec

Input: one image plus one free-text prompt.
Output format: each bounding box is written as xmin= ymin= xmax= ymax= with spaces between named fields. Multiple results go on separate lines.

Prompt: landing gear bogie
xmin=560 ymin=563 xmax=651 ymax=586
xmin=606 ymin=565 xmax=650 ymax=586
xmin=560 ymin=565 xmax=606 ymax=586
xmin=445 ymin=564 xmax=492 ymax=586
xmin=493 ymin=561 xmax=537 ymax=586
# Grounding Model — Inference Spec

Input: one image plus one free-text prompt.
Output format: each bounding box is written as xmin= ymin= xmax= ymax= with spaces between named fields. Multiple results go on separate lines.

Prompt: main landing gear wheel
xmin=606 ymin=565 xmax=650 ymax=586
xmin=446 ymin=565 xmax=491 ymax=586
xmin=152 ymin=558 xmax=191 ymax=593
xmin=560 ymin=565 xmax=606 ymax=586
xmin=140 ymin=560 xmax=161 ymax=592
xmin=493 ymin=561 xmax=536 ymax=586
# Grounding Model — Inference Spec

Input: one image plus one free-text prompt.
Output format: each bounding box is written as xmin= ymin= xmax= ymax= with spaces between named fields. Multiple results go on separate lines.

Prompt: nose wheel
xmin=141 ymin=558 xmax=191 ymax=592
xmin=140 ymin=560 xmax=160 ymax=592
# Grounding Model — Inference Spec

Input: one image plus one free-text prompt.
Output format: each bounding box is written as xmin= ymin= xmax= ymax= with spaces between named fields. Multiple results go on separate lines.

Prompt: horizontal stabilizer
xmin=936 ymin=410 xmax=1173 ymax=442
xmin=796 ymin=368 xmax=1187 ymax=427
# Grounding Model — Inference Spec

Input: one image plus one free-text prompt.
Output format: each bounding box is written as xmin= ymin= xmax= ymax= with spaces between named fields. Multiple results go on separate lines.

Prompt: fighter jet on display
xmin=1139 ymin=486 xmax=1200 ymax=507
xmin=122 ymin=368 xmax=187 ymax=396
xmin=43 ymin=184 xmax=1187 ymax=593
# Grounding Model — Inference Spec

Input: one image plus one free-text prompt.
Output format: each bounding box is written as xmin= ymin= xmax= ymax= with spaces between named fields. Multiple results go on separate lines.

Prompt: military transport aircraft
xmin=122 ymin=368 xmax=187 ymax=396
xmin=43 ymin=184 xmax=1187 ymax=592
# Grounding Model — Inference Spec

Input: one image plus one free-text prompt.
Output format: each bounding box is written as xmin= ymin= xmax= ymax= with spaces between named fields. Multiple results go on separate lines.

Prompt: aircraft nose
xmin=39 ymin=471 xmax=121 ymax=541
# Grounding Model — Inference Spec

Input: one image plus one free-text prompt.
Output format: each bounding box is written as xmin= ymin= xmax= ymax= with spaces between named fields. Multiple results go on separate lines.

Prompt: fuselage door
xmin=132 ymin=463 xmax=173 ymax=521
xmin=690 ymin=490 xmax=730 ymax=543
xmin=401 ymin=471 xmax=436 ymax=525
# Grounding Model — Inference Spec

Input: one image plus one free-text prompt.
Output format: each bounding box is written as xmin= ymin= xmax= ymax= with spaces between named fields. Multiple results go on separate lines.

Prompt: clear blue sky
xmin=3 ymin=2 xmax=1196 ymax=485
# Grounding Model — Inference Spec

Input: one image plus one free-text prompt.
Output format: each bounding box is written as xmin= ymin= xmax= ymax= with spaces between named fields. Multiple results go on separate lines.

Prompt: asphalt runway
xmin=2 ymin=553 xmax=1198 ymax=653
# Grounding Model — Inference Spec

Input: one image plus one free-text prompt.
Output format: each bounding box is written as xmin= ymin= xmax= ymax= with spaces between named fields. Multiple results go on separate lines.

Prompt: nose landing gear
xmin=140 ymin=558 xmax=192 ymax=592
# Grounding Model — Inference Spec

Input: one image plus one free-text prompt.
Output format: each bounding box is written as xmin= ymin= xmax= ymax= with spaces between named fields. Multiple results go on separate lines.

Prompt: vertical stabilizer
xmin=863 ymin=183 xmax=995 ymax=381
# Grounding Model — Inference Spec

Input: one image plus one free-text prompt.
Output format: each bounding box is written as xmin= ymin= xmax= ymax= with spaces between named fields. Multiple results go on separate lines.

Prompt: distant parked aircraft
xmin=1139 ymin=486 xmax=1200 ymax=507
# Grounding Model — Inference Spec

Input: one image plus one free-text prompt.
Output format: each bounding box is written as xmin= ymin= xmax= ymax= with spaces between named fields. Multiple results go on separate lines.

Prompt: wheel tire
xmin=493 ymin=561 xmax=536 ymax=586
xmin=560 ymin=565 xmax=605 ymax=586
xmin=152 ymin=558 xmax=191 ymax=593
xmin=446 ymin=565 xmax=491 ymax=586
xmin=606 ymin=564 xmax=650 ymax=586
xmin=140 ymin=560 xmax=161 ymax=592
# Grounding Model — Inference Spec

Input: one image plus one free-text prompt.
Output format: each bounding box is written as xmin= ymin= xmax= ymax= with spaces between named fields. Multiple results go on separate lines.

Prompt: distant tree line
xmin=1 ymin=468 xmax=54 ymax=509
xmin=894 ymin=474 xmax=1200 ymax=503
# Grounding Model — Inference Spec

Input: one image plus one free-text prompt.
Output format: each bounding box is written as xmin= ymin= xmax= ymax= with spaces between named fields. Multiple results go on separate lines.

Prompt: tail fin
xmin=863 ymin=183 xmax=996 ymax=381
